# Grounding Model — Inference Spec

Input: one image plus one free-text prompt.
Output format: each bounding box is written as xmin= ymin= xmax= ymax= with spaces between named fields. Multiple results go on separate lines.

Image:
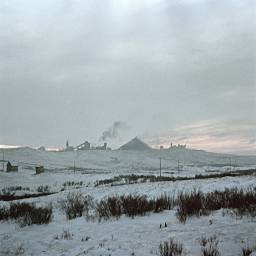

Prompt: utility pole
xmin=74 ymin=160 xmax=76 ymax=174
xmin=178 ymin=160 xmax=180 ymax=172
xmin=229 ymin=157 xmax=232 ymax=171
xmin=2 ymin=151 xmax=4 ymax=172
xmin=159 ymin=157 xmax=162 ymax=177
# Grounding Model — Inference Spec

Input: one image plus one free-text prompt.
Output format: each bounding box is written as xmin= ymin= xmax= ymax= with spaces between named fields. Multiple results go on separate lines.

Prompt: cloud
xmin=0 ymin=0 xmax=255 ymax=153
xmin=147 ymin=119 xmax=256 ymax=155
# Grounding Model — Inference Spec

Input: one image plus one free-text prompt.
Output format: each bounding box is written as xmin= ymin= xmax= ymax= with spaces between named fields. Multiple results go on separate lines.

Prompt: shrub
xmin=9 ymin=202 xmax=52 ymax=226
xmin=95 ymin=170 xmax=256 ymax=187
xmin=37 ymin=185 xmax=50 ymax=193
xmin=96 ymin=194 xmax=172 ymax=221
xmin=0 ymin=188 xmax=15 ymax=201
xmin=120 ymin=195 xmax=153 ymax=218
xmin=200 ymin=236 xmax=221 ymax=256
xmin=0 ymin=202 xmax=52 ymax=226
xmin=96 ymin=196 xmax=122 ymax=220
xmin=60 ymin=229 xmax=73 ymax=240
xmin=54 ymin=230 xmax=73 ymax=240
xmin=241 ymin=243 xmax=256 ymax=256
xmin=241 ymin=247 xmax=253 ymax=256
xmin=176 ymin=188 xmax=256 ymax=223
xmin=63 ymin=181 xmax=83 ymax=187
xmin=0 ymin=206 xmax=9 ymax=221
xmin=1 ymin=188 xmax=16 ymax=196
xmin=176 ymin=189 xmax=207 ymax=223
xmin=60 ymin=192 xmax=93 ymax=220
xmin=159 ymin=238 xmax=183 ymax=256
xmin=154 ymin=194 xmax=173 ymax=213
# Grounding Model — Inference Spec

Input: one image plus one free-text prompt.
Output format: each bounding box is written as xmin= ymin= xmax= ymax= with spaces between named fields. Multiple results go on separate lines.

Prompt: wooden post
xmin=2 ymin=151 xmax=4 ymax=172
xmin=160 ymin=157 xmax=162 ymax=177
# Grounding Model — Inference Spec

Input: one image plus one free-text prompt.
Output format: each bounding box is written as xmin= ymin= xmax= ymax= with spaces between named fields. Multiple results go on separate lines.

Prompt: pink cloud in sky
xmin=147 ymin=120 xmax=256 ymax=155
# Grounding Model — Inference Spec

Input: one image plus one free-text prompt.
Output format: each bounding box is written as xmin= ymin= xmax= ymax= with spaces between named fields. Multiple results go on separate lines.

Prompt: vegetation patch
xmin=96 ymin=194 xmax=173 ymax=220
xmin=60 ymin=192 xmax=93 ymax=220
xmin=95 ymin=169 xmax=256 ymax=187
xmin=37 ymin=185 xmax=50 ymax=193
xmin=159 ymin=238 xmax=183 ymax=256
xmin=199 ymin=236 xmax=221 ymax=256
xmin=54 ymin=230 xmax=73 ymax=240
xmin=0 ymin=192 xmax=56 ymax=201
xmin=0 ymin=202 xmax=53 ymax=226
xmin=63 ymin=181 xmax=83 ymax=188
xmin=58 ymin=187 xmax=256 ymax=222
xmin=1 ymin=186 xmax=30 ymax=193
xmin=241 ymin=242 xmax=256 ymax=256
xmin=176 ymin=188 xmax=256 ymax=223
xmin=0 ymin=185 xmax=56 ymax=201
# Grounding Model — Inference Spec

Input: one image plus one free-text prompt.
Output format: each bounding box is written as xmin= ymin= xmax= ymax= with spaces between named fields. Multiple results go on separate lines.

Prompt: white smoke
xmin=100 ymin=121 xmax=129 ymax=142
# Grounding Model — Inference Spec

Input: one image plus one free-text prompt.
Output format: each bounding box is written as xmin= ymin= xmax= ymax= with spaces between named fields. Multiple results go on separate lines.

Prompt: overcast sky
xmin=0 ymin=0 xmax=255 ymax=154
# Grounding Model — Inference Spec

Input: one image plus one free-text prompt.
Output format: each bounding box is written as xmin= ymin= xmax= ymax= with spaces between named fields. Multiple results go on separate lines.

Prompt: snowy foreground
xmin=1 ymin=148 xmax=256 ymax=256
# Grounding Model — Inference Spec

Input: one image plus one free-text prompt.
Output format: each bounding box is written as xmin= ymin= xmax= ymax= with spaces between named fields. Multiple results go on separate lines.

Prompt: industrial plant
xmin=63 ymin=140 xmax=111 ymax=152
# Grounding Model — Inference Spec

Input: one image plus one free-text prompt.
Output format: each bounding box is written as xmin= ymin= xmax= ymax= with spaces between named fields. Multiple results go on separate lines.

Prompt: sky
xmin=0 ymin=0 xmax=255 ymax=154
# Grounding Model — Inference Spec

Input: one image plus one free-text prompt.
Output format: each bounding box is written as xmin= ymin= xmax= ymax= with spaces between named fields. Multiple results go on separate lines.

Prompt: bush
xmin=60 ymin=192 xmax=93 ymax=220
xmin=54 ymin=230 xmax=73 ymax=240
xmin=96 ymin=196 xmax=122 ymax=220
xmin=63 ymin=181 xmax=83 ymax=188
xmin=176 ymin=189 xmax=207 ymax=223
xmin=0 ymin=188 xmax=15 ymax=200
xmin=241 ymin=247 xmax=253 ymax=256
xmin=10 ymin=202 xmax=52 ymax=226
xmin=241 ymin=243 xmax=256 ymax=256
xmin=96 ymin=194 xmax=172 ymax=221
xmin=154 ymin=194 xmax=173 ymax=213
xmin=37 ymin=185 xmax=50 ymax=193
xmin=176 ymin=188 xmax=256 ymax=223
xmin=0 ymin=202 xmax=52 ymax=226
xmin=95 ymin=170 xmax=256 ymax=187
xmin=120 ymin=195 xmax=153 ymax=218
xmin=200 ymin=236 xmax=221 ymax=256
xmin=0 ymin=206 xmax=9 ymax=221
xmin=159 ymin=238 xmax=183 ymax=256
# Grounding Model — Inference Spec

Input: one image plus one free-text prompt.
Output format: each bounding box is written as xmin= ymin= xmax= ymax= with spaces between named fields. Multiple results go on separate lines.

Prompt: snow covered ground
xmin=0 ymin=148 xmax=256 ymax=256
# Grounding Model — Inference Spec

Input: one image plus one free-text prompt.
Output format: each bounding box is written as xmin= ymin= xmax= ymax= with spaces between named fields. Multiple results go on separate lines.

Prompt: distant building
xmin=169 ymin=142 xmax=186 ymax=150
xmin=65 ymin=140 xmax=74 ymax=151
xmin=74 ymin=140 xmax=111 ymax=151
xmin=76 ymin=141 xmax=91 ymax=150
xmin=36 ymin=166 xmax=44 ymax=174
xmin=6 ymin=162 xmax=18 ymax=172
xmin=96 ymin=142 xmax=108 ymax=150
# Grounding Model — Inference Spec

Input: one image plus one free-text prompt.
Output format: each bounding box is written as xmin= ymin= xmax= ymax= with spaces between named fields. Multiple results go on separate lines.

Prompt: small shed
xmin=36 ymin=166 xmax=44 ymax=174
xmin=6 ymin=162 xmax=18 ymax=172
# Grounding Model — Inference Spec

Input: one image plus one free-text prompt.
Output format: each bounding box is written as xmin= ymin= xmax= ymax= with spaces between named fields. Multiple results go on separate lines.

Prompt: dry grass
xmin=159 ymin=238 xmax=183 ymax=256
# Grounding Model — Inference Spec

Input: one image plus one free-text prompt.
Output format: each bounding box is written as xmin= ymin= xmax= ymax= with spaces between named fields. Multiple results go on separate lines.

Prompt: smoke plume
xmin=100 ymin=121 xmax=129 ymax=141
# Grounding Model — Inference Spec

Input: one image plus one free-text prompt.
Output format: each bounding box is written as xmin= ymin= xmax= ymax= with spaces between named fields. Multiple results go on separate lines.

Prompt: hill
xmin=119 ymin=137 xmax=151 ymax=150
